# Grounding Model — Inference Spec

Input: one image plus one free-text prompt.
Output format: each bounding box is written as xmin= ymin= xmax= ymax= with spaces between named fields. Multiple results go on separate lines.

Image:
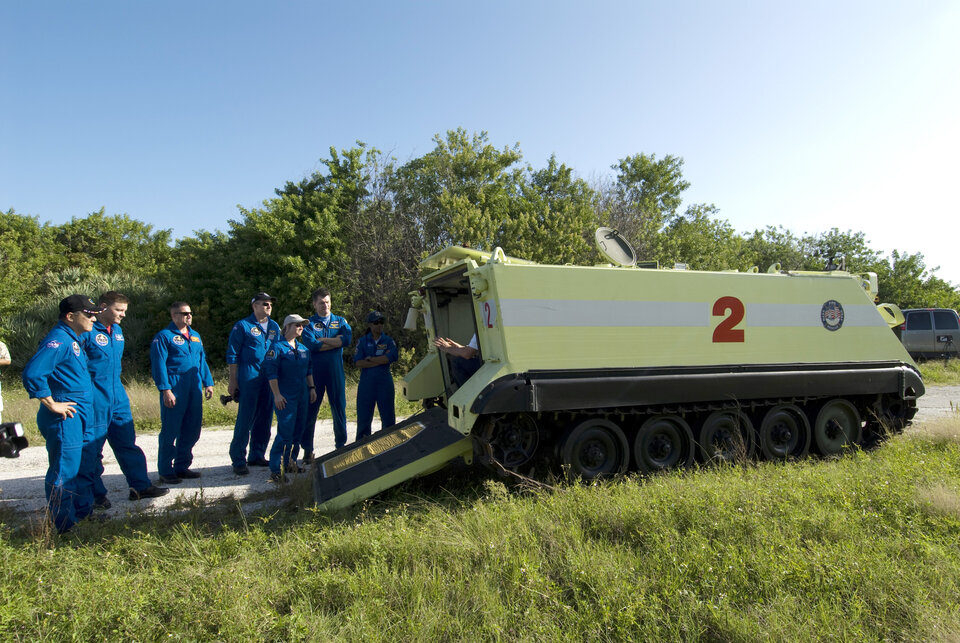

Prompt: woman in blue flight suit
xmin=263 ymin=314 xmax=317 ymax=481
xmin=353 ymin=311 xmax=399 ymax=440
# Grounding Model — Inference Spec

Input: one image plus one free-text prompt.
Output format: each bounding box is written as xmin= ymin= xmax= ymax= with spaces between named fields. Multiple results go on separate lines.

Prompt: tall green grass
xmin=2 ymin=422 xmax=959 ymax=640
xmin=918 ymin=358 xmax=960 ymax=385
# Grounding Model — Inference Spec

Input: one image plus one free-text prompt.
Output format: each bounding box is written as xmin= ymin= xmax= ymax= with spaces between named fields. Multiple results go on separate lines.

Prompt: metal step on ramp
xmin=312 ymin=407 xmax=474 ymax=511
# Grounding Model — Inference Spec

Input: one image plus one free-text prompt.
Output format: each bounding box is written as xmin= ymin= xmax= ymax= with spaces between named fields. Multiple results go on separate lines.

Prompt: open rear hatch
xmin=313 ymin=407 xmax=473 ymax=511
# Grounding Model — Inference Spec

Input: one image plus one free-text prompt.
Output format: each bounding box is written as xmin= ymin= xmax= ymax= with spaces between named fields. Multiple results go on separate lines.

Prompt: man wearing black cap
xmin=21 ymin=294 xmax=103 ymax=533
xmin=354 ymin=311 xmax=399 ymax=440
xmin=226 ymin=292 xmax=282 ymax=475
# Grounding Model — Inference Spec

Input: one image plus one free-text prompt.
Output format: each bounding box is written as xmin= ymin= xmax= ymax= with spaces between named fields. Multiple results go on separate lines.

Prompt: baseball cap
xmin=59 ymin=294 xmax=104 ymax=316
xmin=283 ymin=314 xmax=308 ymax=327
xmin=251 ymin=292 xmax=275 ymax=304
xmin=366 ymin=311 xmax=386 ymax=324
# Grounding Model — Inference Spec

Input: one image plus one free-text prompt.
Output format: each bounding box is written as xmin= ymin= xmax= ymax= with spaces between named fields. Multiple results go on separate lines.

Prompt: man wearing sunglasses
xmin=150 ymin=302 xmax=215 ymax=484
xmin=22 ymin=294 xmax=104 ymax=532
xmin=225 ymin=292 xmax=281 ymax=476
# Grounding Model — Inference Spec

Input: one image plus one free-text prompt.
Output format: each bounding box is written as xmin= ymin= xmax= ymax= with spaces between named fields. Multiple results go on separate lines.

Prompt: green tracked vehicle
xmin=313 ymin=229 xmax=923 ymax=510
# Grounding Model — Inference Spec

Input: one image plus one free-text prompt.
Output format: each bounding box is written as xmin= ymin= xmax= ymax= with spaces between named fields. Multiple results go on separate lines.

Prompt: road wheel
xmin=558 ymin=418 xmax=629 ymax=480
xmin=697 ymin=410 xmax=755 ymax=463
xmin=634 ymin=415 xmax=695 ymax=474
xmin=480 ymin=413 xmax=540 ymax=469
xmin=813 ymin=399 xmax=862 ymax=455
xmin=758 ymin=404 xmax=811 ymax=460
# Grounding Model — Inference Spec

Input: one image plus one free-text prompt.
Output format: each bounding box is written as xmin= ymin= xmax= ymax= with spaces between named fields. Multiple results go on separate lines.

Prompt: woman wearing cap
xmin=353 ymin=311 xmax=399 ymax=440
xmin=263 ymin=314 xmax=317 ymax=482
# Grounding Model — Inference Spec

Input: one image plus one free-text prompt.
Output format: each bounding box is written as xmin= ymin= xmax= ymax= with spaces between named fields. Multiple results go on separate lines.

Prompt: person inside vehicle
xmin=433 ymin=333 xmax=482 ymax=386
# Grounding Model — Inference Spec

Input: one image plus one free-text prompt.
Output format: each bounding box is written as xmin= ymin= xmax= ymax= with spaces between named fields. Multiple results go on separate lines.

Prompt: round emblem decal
xmin=95 ymin=333 xmax=109 ymax=346
xmin=313 ymin=322 xmax=323 ymax=330
xmin=821 ymin=300 xmax=844 ymax=331
xmin=72 ymin=341 xmax=81 ymax=356
xmin=250 ymin=327 xmax=262 ymax=336
xmin=172 ymin=335 xmax=186 ymax=345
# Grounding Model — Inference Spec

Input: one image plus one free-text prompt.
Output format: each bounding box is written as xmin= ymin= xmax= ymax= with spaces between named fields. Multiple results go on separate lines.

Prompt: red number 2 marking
xmin=483 ymin=302 xmax=494 ymax=328
xmin=712 ymin=296 xmax=745 ymax=343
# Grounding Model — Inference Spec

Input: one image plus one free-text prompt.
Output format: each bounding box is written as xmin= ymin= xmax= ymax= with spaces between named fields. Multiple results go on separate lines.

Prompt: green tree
xmin=659 ymin=204 xmax=743 ymax=271
xmin=741 ymin=226 xmax=807 ymax=272
xmin=798 ymin=228 xmax=884 ymax=273
xmin=0 ymin=209 xmax=64 ymax=331
xmin=597 ymin=153 xmax=690 ymax=261
xmin=875 ymin=250 xmax=960 ymax=309
xmin=502 ymin=155 xmax=598 ymax=265
xmin=53 ymin=208 xmax=173 ymax=277
xmin=327 ymin=146 xmax=424 ymax=333
xmin=391 ymin=129 xmax=524 ymax=253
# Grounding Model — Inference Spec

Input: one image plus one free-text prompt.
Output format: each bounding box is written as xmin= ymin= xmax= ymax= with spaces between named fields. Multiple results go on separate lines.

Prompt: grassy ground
xmin=916 ymin=357 xmax=960 ymax=385
xmin=1 ymin=420 xmax=959 ymax=640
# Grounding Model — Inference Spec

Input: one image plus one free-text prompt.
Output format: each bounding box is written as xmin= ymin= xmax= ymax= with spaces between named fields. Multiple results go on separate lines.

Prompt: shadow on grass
xmin=0 ymin=462 xmax=498 ymax=548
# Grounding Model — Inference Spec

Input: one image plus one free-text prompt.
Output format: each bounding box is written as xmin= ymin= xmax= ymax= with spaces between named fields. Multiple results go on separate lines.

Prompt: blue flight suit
xmin=150 ymin=323 xmax=214 ymax=478
xmin=354 ymin=332 xmax=399 ymax=440
xmin=301 ymin=313 xmax=352 ymax=450
xmin=226 ymin=314 xmax=281 ymax=467
xmin=82 ymin=321 xmax=153 ymax=496
xmin=262 ymin=339 xmax=312 ymax=473
xmin=21 ymin=322 xmax=97 ymax=532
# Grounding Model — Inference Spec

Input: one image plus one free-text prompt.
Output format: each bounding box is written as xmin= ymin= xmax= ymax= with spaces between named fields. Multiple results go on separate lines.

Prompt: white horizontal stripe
xmin=747 ymin=303 xmax=887 ymax=328
xmin=499 ymin=300 xmax=708 ymax=327
xmin=497 ymin=299 xmax=886 ymax=329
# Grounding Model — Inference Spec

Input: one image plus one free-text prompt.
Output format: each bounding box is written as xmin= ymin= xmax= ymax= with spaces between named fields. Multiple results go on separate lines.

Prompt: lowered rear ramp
xmin=313 ymin=407 xmax=473 ymax=511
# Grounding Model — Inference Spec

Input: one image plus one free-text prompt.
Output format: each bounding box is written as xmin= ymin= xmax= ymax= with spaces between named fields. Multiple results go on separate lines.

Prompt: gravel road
xmin=2 ymin=387 xmax=959 ymax=524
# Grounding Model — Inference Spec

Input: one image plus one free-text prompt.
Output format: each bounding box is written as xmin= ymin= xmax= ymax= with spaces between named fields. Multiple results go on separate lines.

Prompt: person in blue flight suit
xmin=82 ymin=291 xmax=169 ymax=505
xmin=301 ymin=287 xmax=352 ymax=458
xmin=353 ymin=311 xmax=399 ymax=440
xmin=149 ymin=301 xmax=215 ymax=484
xmin=263 ymin=314 xmax=317 ymax=482
xmin=21 ymin=294 xmax=103 ymax=533
xmin=226 ymin=292 xmax=282 ymax=476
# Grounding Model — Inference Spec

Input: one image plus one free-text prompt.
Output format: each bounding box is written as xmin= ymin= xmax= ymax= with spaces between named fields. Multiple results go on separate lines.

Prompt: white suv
xmin=899 ymin=308 xmax=960 ymax=359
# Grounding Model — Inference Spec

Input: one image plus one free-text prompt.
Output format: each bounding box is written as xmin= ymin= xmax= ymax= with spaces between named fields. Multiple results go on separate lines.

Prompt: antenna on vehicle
xmin=594 ymin=227 xmax=637 ymax=267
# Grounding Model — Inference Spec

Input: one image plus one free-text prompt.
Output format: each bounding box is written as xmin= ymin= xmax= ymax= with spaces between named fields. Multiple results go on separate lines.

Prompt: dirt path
xmin=3 ymin=387 xmax=959 ymax=525
xmin=911 ymin=384 xmax=960 ymax=424
xmin=0 ymin=418 xmax=376 ymax=522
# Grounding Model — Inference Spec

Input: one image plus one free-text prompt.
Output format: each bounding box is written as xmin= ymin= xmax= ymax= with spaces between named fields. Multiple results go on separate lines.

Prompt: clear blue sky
xmin=3 ymin=2 xmax=958 ymax=284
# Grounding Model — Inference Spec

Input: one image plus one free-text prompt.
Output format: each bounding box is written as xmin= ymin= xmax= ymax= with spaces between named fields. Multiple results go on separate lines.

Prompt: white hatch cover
xmin=594 ymin=227 xmax=637 ymax=267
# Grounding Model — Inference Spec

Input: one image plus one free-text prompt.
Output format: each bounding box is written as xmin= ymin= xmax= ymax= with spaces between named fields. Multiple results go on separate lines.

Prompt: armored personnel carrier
xmin=314 ymin=229 xmax=923 ymax=510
